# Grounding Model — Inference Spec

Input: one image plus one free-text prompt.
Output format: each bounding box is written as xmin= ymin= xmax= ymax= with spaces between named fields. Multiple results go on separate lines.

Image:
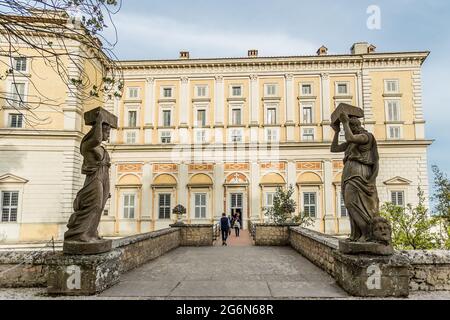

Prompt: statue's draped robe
xmin=342 ymin=132 xmax=379 ymax=241
xmin=65 ymin=146 xmax=110 ymax=241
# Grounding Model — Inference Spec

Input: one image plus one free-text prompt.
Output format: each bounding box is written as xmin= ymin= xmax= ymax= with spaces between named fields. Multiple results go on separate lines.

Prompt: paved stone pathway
xmin=214 ymin=229 xmax=253 ymax=247
xmin=99 ymin=245 xmax=348 ymax=299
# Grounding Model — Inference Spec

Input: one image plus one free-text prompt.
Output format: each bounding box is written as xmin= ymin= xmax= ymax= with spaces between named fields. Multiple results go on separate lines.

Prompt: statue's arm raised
xmin=330 ymin=123 xmax=348 ymax=153
xmin=340 ymin=113 xmax=369 ymax=145
xmin=83 ymin=112 xmax=104 ymax=151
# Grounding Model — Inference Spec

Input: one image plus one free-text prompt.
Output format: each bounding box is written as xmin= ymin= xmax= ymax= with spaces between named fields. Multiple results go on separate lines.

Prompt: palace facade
xmin=0 ymin=15 xmax=431 ymax=241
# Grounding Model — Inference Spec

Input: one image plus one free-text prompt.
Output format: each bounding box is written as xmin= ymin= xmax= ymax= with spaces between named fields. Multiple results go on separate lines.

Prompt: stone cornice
xmin=107 ymin=140 xmax=433 ymax=152
xmin=118 ymin=52 xmax=429 ymax=75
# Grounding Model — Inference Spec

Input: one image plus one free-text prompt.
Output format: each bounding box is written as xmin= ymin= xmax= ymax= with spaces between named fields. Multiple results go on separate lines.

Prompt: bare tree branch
xmin=0 ymin=0 xmax=123 ymax=130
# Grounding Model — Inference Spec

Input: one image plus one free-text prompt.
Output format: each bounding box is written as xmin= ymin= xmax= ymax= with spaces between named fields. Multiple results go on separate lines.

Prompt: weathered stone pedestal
xmin=339 ymin=239 xmax=394 ymax=256
xmin=46 ymin=250 xmax=121 ymax=296
xmin=63 ymin=239 xmax=112 ymax=255
xmin=333 ymin=251 xmax=410 ymax=297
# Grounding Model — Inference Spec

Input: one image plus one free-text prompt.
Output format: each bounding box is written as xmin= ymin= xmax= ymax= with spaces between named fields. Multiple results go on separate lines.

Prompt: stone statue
xmin=331 ymin=103 xmax=393 ymax=255
xmin=63 ymin=107 xmax=117 ymax=255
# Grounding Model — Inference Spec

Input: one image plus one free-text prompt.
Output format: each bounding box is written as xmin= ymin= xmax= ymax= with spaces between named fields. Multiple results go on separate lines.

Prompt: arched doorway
xmin=224 ymin=172 xmax=249 ymax=229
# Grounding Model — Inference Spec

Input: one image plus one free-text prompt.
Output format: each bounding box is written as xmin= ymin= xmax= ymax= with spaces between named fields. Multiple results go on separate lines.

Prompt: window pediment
xmin=383 ymin=176 xmax=412 ymax=185
xmin=0 ymin=173 xmax=28 ymax=184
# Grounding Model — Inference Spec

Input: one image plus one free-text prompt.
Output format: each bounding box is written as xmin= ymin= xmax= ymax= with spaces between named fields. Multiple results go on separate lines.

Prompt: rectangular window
xmin=195 ymin=130 xmax=206 ymax=143
xmin=337 ymin=83 xmax=348 ymax=95
xmin=231 ymin=193 xmax=243 ymax=211
xmin=391 ymin=191 xmax=405 ymax=207
xmin=265 ymin=84 xmax=277 ymax=96
xmin=163 ymin=87 xmax=173 ymax=98
xmin=158 ymin=194 xmax=171 ymax=219
xmin=196 ymin=86 xmax=207 ymax=97
xmin=1 ymin=191 xmax=19 ymax=222
xmin=196 ymin=109 xmax=206 ymax=127
xmin=161 ymin=131 xmax=171 ymax=144
xmin=194 ymin=193 xmax=207 ymax=219
xmin=8 ymin=114 xmax=23 ymax=128
xmin=265 ymin=192 xmax=275 ymax=208
xmin=266 ymin=108 xmax=277 ymax=125
xmin=231 ymin=108 xmax=242 ymax=125
xmin=162 ymin=110 xmax=171 ymax=127
xmin=303 ymin=192 xmax=317 ymax=218
xmin=126 ymin=131 xmax=137 ymax=144
xmin=301 ymin=84 xmax=312 ymax=96
xmin=340 ymin=194 xmax=347 ymax=217
xmin=302 ymin=105 xmax=313 ymax=124
xmin=128 ymin=88 xmax=139 ymax=99
xmin=128 ymin=110 xmax=137 ymax=127
xmin=231 ymin=129 xmax=242 ymax=142
xmin=13 ymin=57 xmax=27 ymax=72
xmin=231 ymin=86 xmax=242 ymax=97
xmin=339 ymin=123 xmax=346 ymax=142
xmin=385 ymin=80 xmax=399 ymax=93
xmin=387 ymin=101 xmax=400 ymax=121
xmin=302 ymin=128 xmax=315 ymax=141
xmin=10 ymin=82 xmax=26 ymax=107
xmin=123 ymin=194 xmax=135 ymax=219
xmin=266 ymin=128 xmax=278 ymax=142
xmin=389 ymin=126 xmax=401 ymax=139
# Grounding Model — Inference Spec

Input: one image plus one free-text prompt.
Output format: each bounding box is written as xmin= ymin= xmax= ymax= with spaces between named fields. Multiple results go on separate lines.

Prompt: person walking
xmin=219 ymin=212 xmax=231 ymax=246
xmin=234 ymin=215 xmax=241 ymax=237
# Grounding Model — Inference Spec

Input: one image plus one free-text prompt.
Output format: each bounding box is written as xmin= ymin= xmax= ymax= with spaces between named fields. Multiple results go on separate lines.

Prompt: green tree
xmin=431 ymin=165 xmax=450 ymax=248
xmin=263 ymin=185 xmax=314 ymax=227
xmin=381 ymin=187 xmax=439 ymax=250
xmin=432 ymin=165 xmax=450 ymax=222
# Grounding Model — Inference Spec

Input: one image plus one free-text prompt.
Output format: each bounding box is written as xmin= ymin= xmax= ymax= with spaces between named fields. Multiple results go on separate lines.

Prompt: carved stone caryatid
xmin=63 ymin=107 xmax=118 ymax=255
xmin=330 ymin=103 xmax=393 ymax=255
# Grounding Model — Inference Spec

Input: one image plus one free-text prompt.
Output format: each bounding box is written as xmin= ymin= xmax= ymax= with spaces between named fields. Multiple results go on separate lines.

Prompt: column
xmin=109 ymin=96 xmax=120 ymax=143
xmin=357 ymin=71 xmax=363 ymax=108
xmin=323 ymin=160 xmax=335 ymax=234
xmin=109 ymin=163 xmax=118 ymax=223
xmin=213 ymin=163 xmax=224 ymax=219
xmin=178 ymin=163 xmax=189 ymax=208
xmin=321 ymin=73 xmax=331 ymax=142
xmin=64 ymin=48 xmax=83 ymax=131
xmin=214 ymin=76 xmax=224 ymax=143
xmin=144 ymin=77 xmax=155 ymax=144
xmin=249 ymin=74 xmax=259 ymax=143
xmin=179 ymin=77 xmax=189 ymax=143
xmin=287 ymin=161 xmax=298 ymax=216
xmin=251 ymin=162 xmax=260 ymax=221
xmin=362 ymin=69 xmax=375 ymax=132
xmin=285 ymin=74 xmax=296 ymax=142
xmin=412 ymin=69 xmax=425 ymax=139
xmin=141 ymin=163 xmax=152 ymax=218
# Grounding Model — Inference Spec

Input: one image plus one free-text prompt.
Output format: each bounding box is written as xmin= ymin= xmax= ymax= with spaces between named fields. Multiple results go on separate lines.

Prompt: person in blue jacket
xmin=219 ymin=212 xmax=231 ymax=246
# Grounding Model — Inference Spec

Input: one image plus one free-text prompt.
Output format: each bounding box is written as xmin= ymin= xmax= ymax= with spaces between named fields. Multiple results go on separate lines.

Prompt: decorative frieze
xmin=333 ymin=160 xmax=344 ymax=170
xmin=224 ymin=163 xmax=249 ymax=171
xmin=297 ymin=161 xmax=322 ymax=170
xmin=117 ymin=163 xmax=143 ymax=174
xmin=189 ymin=163 xmax=214 ymax=172
xmin=260 ymin=162 xmax=286 ymax=171
xmin=153 ymin=163 xmax=178 ymax=173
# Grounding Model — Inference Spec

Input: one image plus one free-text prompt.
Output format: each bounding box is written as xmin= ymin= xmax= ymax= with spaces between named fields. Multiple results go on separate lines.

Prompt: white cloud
xmin=112 ymin=13 xmax=319 ymax=59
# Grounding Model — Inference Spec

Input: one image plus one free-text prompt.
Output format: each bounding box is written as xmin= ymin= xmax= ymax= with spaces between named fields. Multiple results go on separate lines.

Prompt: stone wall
xmin=400 ymin=250 xmax=450 ymax=291
xmin=253 ymin=223 xmax=299 ymax=246
xmin=0 ymin=250 xmax=55 ymax=288
xmin=114 ymin=228 xmax=180 ymax=273
xmin=177 ymin=224 xmax=214 ymax=246
xmin=289 ymin=226 xmax=339 ymax=276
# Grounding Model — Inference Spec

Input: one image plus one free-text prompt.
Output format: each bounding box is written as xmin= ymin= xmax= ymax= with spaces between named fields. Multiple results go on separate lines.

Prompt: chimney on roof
xmin=179 ymin=51 xmax=190 ymax=59
xmin=248 ymin=49 xmax=258 ymax=58
xmin=316 ymin=45 xmax=328 ymax=56
xmin=351 ymin=42 xmax=376 ymax=54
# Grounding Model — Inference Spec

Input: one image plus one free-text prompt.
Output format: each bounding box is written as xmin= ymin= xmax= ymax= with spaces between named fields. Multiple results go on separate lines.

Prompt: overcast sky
xmin=105 ymin=0 xmax=450 ymax=194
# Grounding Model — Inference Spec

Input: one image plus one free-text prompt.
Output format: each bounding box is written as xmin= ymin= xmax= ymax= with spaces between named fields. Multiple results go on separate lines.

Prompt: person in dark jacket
xmin=219 ymin=212 xmax=231 ymax=246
